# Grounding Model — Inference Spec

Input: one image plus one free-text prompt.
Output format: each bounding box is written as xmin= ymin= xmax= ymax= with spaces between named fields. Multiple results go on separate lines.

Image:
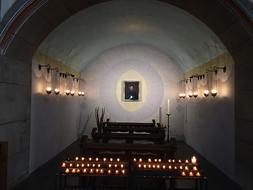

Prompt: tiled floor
xmin=11 ymin=141 xmax=242 ymax=190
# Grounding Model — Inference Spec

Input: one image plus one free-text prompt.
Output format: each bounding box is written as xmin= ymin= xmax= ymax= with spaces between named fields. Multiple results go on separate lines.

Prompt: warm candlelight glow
xmin=117 ymin=158 xmax=120 ymax=162
xmin=92 ymin=164 xmax=95 ymax=167
xmin=162 ymin=165 xmax=166 ymax=169
xmin=169 ymin=165 xmax=172 ymax=169
xmin=196 ymin=172 xmax=201 ymax=176
xmin=109 ymin=164 xmax=112 ymax=168
xmin=87 ymin=164 xmax=90 ymax=167
xmin=114 ymin=164 xmax=118 ymax=168
xmin=120 ymin=164 xmax=124 ymax=168
xmin=148 ymin=158 xmax=152 ymax=162
xmin=76 ymin=164 xmax=79 ymax=167
xmin=77 ymin=169 xmax=80 ymax=173
xmin=211 ymin=89 xmax=217 ymax=97
xmin=98 ymin=164 xmax=101 ymax=168
xmin=180 ymin=166 xmax=183 ymax=170
xmin=61 ymin=162 xmax=66 ymax=168
xmin=66 ymin=90 xmax=70 ymax=95
xmin=193 ymin=166 xmax=198 ymax=171
xmin=139 ymin=158 xmax=142 ymax=162
xmin=54 ymin=88 xmax=60 ymax=95
xmin=158 ymin=159 xmax=162 ymax=162
xmin=65 ymin=168 xmax=70 ymax=173
xmin=108 ymin=169 xmax=111 ymax=174
xmin=83 ymin=169 xmax=87 ymax=173
xmin=88 ymin=157 xmax=92 ymax=161
xmin=185 ymin=166 xmax=189 ymax=171
xmin=152 ymin=165 xmax=156 ymax=168
xmin=70 ymin=90 xmax=75 ymax=96
xmin=115 ymin=170 xmax=119 ymax=174
xmin=138 ymin=164 xmax=142 ymax=168
xmin=148 ymin=164 xmax=151 ymax=168
xmin=182 ymin=171 xmax=186 ymax=176
xmin=193 ymin=92 xmax=198 ymax=98
xmin=72 ymin=169 xmax=76 ymax=173
xmin=133 ymin=158 xmax=137 ymax=162
xmin=90 ymin=169 xmax=94 ymax=173
xmin=81 ymin=157 xmax=85 ymax=161
xmin=191 ymin=156 xmax=197 ymax=165
xmin=154 ymin=159 xmax=157 ymax=162
xmin=103 ymin=158 xmax=107 ymax=161
xmin=143 ymin=164 xmax=147 ymax=168
xmin=69 ymin=163 xmax=73 ymax=167
xmin=100 ymin=169 xmax=104 ymax=174
xmin=81 ymin=164 xmax=84 ymax=167
xmin=157 ymin=164 xmax=160 ymax=169
xmin=78 ymin=91 xmax=82 ymax=96
xmin=185 ymin=160 xmax=189 ymax=163
xmin=95 ymin=157 xmax=99 ymax=161
xmin=122 ymin=169 xmax=125 ymax=174
xmin=96 ymin=169 xmax=99 ymax=173
xmin=204 ymin=90 xmax=209 ymax=97
xmin=110 ymin=158 xmax=113 ymax=162
xmin=75 ymin=157 xmax=79 ymax=161
xmin=46 ymin=87 xmax=52 ymax=94
xmin=188 ymin=92 xmax=193 ymax=98
xmin=189 ymin=172 xmax=193 ymax=176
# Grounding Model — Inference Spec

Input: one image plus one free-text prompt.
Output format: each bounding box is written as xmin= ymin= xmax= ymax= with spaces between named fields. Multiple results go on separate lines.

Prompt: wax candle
xmin=167 ymin=99 xmax=170 ymax=114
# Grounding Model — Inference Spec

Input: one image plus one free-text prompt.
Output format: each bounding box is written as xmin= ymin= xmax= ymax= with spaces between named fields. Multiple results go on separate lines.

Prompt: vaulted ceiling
xmin=38 ymin=0 xmax=226 ymax=72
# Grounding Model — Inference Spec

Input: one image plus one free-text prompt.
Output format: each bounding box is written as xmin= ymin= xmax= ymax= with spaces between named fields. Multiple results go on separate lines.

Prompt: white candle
xmin=159 ymin=107 xmax=162 ymax=124
xmin=167 ymin=99 xmax=170 ymax=114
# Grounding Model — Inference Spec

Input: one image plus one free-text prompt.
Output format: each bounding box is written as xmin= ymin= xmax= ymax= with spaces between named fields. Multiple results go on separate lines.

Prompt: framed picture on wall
xmin=123 ymin=81 xmax=141 ymax=102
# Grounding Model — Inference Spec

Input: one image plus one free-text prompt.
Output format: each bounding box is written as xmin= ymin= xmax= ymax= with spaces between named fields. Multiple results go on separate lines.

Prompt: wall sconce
xmin=188 ymin=92 xmax=193 ymax=98
xmin=70 ymin=91 xmax=75 ymax=96
xmin=203 ymin=90 xmax=209 ymax=97
xmin=179 ymin=93 xmax=186 ymax=99
xmin=46 ymin=87 xmax=52 ymax=94
xmin=54 ymin=88 xmax=60 ymax=95
xmin=66 ymin=90 xmax=70 ymax=96
xmin=211 ymin=89 xmax=217 ymax=97
xmin=193 ymin=92 xmax=198 ymax=98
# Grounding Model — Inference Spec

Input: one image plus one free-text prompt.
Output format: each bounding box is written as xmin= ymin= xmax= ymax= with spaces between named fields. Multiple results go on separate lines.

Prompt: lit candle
xmin=98 ymin=164 xmax=101 ymax=168
xmin=148 ymin=164 xmax=151 ymax=168
xmin=191 ymin=156 xmax=197 ymax=165
xmin=122 ymin=169 xmax=125 ymax=174
xmin=46 ymin=87 xmax=52 ymax=94
xmin=193 ymin=166 xmax=198 ymax=171
xmin=157 ymin=164 xmax=160 ymax=169
xmin=100 ymin=169 xmax=104 ymax=174
xmin=196 ymin=172 xmax=201 ymax=177
xmin=117 ymin=158 xmax=120 ymax=162
xmin=61 ymin=162 xmax=66 ymax=168
xmin=115 ymin=170 xmax=119 ymax=175
xmin=103 ymin=158 xmax=107 ymax=162
xmin=77 ymin=169 xmax=80 ymax=173
xmin=139 ymin=158 xmax=142 ymax=162
xmin=185 ymin=160 xmax=189 ymax=163
xmin=158 ymin=159 xmax=162 ymax=162
xmin=54 ymin=88 xmax=60 ymax=95
xmin=65 ymin=168 xmax=70 ymax=173
xmin=185 ymin=166 xmax=189 ymax=171
xmin=148 ymin=158 xmax=152 ymax=162
xmin=81 ymin=157 xmax=85 ymax=161
xmin=69 ymin=163 xmax=73 ymax=167
xmin=110 ymin=158 xmax=113 ymax=162
xmin=108 ymin=169 xmax=111 ymax=174
xmin=114 ymin=164 xmax=118 ymax=168
xmin=66 ymin=89 xmax=70 ymax=96
xmin=120 ymin=164 xmax=124 ymax=168
xmin=138 ymin=164 xmax=142 ymax=168
xmin=75 ymin=157 xmax=79 ymax=160
xmin=81 ymin=164 xmax=84 ymax=167
xmin=92 ymin=164 xmax=95 ymax=167
xmin=109 ymin=164 xmax=112 ymax=168
xmin=76 ymin=164 xmax=79 ymax=167
xmin=169 ymin=165 xmax=172 ymax=169
xmin=89 ymin=157 xmax=92 ymax=161
xmin=95 ymin=157 xmax=99 ymax=161
xmin=96 ymin=169 xmax=99 ymax=173
xmin=87 ymin=164 xmax=90 ymax=167
xmin=154 ymin=159 xmax=158 ymax=162
xmin=167 ymin=99 xmax=170 ymax=114
xmin=182 ymin=171 xmax=186 ymax=176
xmin=72 ymin=169 xmax=76 ymax=173
xmin=133 ymin=158 xmax=137 ymax=162
xmin=83 ymin=169 xmax=87 ymax=173
xmin=143 ymin=164 xmax=147 ymax=168
xmin=162 ymin=165 xmax=166 ymax=169
xmin=90 ymin=169 xmax=93 ymax=173
xmin=70 ymin=90 xmax=75 ymax=96
xmin=189 ymin=172 xmax=193 ymax=177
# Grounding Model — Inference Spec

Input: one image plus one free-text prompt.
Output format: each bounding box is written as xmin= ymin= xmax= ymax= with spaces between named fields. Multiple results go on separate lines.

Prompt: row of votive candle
xmin=133 ymin=156 xmax=197 ymax=165
xmin=64 ymin=168 xmax=126 ymax=175
xmin=62 ymin=162 xmax=125 ymax=169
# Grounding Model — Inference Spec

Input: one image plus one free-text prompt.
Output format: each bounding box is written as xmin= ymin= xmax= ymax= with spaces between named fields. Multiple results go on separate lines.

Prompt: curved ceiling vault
xmin=37 ymin=0 xmax=226 ymax=72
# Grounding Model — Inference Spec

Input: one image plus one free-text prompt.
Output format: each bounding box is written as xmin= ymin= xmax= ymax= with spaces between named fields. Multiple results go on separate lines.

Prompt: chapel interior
xmin=0 ymin=0 xmax=253 ymax=190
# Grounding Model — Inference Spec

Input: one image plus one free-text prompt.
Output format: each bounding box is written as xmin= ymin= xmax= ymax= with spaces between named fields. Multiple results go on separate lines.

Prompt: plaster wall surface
xmin=80 ymin=44 xmax=185 ymax=140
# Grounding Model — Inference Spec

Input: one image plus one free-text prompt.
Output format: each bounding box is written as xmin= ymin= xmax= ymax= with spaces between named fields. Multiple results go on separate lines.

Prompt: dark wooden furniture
xmin=80 ymin=140 xmax=176 ymax=159
xmin=92 ymin=120 xmax=166 ymax=144
xmin=0 ymin=142 xmax=8 ymax=190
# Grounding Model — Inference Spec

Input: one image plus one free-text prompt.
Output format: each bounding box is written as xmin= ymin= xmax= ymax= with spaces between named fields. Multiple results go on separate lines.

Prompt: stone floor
xmin=11 ymin=141 xmax=242 ymax=190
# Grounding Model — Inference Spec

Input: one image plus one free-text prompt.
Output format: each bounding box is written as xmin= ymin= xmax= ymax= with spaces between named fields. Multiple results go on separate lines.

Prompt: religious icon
xmin=124 ymin=81 xmax=140 ymax=101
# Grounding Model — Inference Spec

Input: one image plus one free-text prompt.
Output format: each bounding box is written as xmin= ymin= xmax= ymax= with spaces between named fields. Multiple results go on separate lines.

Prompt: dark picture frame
xmin=123 ymin=81 xmax=140 ymax=102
